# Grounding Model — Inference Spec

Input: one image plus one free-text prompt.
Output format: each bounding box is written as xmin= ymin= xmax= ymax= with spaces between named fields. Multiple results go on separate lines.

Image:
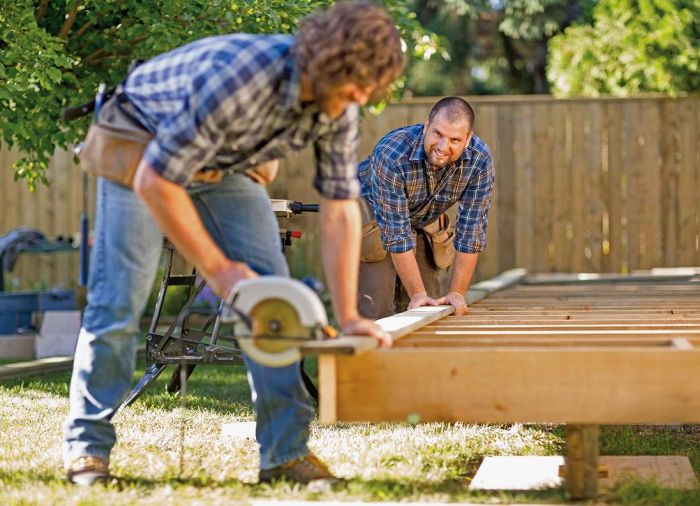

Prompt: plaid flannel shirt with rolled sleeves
xmin=123 ymin=33 xmax=360 ymax=199
xmin=358 ymin=124 xmax=495 ymax=254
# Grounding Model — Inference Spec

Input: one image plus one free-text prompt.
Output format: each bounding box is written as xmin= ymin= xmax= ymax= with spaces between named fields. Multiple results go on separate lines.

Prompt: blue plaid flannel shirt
xmin=123 ymin=34 xmax=360 ymax=199
xmin=358 ymin=124 xmax=495 ymax=254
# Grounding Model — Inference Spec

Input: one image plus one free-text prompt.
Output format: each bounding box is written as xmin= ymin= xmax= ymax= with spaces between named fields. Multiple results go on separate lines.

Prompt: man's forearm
xmin=132 ymin=162 xmax=245 ymax=295
xmin=448 ymin=251 xmax=479 ymax=296
xmin=319 ymin=198 xmax=362 ymax=326
xmin=390 ymin=250 xmax=426 ymax=296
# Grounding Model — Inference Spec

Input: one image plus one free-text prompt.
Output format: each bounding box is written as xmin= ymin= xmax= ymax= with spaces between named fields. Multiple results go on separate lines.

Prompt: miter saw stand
xmin=121 ymin=199 xmax=322 ymax=408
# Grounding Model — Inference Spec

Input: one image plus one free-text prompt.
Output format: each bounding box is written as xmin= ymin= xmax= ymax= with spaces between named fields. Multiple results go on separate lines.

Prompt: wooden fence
xmin=1 ymin=95 xmax=698 ymax=290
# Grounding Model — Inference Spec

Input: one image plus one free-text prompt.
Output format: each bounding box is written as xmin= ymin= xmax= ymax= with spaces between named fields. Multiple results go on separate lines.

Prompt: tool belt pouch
xmin=359 ymin=198 xmax=387 ymax=263
xmin=245 ymin=160 xmax=279 ymax=186
xmin=422 ymin=214 xmax=456 ymax=270
xmin=78 ymin=97 xmax=152 ymax=188
xmin=361 ymin=219 xmax=387 ymax=263
xmin=79 ymin=123 xmax=151 ymax=188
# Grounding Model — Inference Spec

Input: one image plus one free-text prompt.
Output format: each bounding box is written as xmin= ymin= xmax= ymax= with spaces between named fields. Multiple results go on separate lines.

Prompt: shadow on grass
xmin=605 ymin=479 xmax=700 ymax=506
xmin=337 ymin=476 xmax=700 ymax=505
xmin=3 ymin=461 xmax=697 ymax=505
xmin=0 ymin=467 xmax=250 ymax=495
xmin=107 ymin=474 xmax=251 ymax=492
xmin=0 ymin=355 xmax=325 ymax=418
xmin=0 ymin=358 xmax=259 ymax=416
xmin=0 ymin=370 xmax=72 ymax=396
xmin=334 ymin=477 xmax=569 ymax=504
xmin=0 ymin=468 xmax=62 ymax=486
xmin=131 ymin=392 xmax=254 ymax=417
xmin=597 ymin=424 xmax=700 ymax=493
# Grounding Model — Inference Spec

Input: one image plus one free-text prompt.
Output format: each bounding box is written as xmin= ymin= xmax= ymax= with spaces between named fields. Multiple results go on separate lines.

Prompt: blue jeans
xmin=64 ymin=174 xmax=316 ymax=470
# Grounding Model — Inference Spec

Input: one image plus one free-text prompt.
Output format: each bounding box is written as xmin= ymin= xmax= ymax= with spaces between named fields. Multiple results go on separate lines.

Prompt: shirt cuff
xmin=313 ymin=176 xmax=360 ymax=200
xmin=384 ymin=236 xmax=415 ymax=254
xmin=455 ymin=239 xmax=485 ymax=254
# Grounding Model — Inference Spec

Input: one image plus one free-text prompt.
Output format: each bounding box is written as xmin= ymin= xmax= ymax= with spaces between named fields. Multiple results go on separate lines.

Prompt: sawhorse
xmin=122 ymin=200 xmax=320 ymax=408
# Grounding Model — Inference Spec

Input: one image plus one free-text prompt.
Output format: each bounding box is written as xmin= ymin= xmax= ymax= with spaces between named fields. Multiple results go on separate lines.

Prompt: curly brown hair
xmin=294 ymin=1 xmax=404 ymax=101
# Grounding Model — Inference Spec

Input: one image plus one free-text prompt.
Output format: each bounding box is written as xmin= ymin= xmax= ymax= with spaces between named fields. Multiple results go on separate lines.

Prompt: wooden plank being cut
xmin=302 ymin=305 xmax=454 ymax=357
xmin=308 ymin=269 xmax=525 ymax=357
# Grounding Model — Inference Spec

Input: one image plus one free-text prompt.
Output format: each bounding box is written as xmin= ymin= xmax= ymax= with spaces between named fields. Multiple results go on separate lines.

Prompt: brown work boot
xmin=66 ymin=456 xmax=110 ymax=486
xmin=259 ymin=453 xmax=339 ymax=486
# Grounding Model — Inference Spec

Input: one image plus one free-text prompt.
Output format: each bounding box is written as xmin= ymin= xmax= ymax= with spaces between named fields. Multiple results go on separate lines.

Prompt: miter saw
xmin=223 ymin=276 xmax=341 ymax=367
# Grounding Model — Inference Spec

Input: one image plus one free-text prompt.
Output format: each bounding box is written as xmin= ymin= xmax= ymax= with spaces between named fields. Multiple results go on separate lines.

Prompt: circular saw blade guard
xmin=228 ymin=277 xmax=328 ymax=367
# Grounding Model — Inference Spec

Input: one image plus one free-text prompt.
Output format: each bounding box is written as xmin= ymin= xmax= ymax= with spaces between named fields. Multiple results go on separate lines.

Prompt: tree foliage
xmin=547 ymin=0 xmax=700 ymax=96
xmin=405 ymin=0 xmax=590 ymax=96
xmin=0 ymin=1 xmax=432 ymax=189
xmin=498 ymin=0 xmax=590 ymax=41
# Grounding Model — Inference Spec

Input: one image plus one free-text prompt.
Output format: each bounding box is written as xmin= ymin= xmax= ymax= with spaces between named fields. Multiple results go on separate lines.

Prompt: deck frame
xmin=318 ymin=269 xmax=700 ymax=499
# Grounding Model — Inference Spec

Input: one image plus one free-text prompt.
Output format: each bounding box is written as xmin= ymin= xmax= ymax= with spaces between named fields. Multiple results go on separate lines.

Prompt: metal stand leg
xmin=121 ymin=363 xmax=168 ymax=407
xmin=122 ymin=240 xmax=209 ymax=407
xmin=300 ymin=359 xmax=319 ymax=405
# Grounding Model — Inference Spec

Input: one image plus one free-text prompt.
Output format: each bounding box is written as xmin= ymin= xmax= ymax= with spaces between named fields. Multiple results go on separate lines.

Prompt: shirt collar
xmin=277 ymin=49 xmax=331 ymax=124
xmin=409 ymin=126 xmax=427 ymax=162
xmin=461 ymin=135 xmax=475 ymax=162
xmin=277 ymin=50 xmax=303 ymax=113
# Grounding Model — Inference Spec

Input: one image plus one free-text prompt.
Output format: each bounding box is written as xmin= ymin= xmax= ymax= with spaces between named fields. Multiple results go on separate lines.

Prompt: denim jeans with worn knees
xmin=64 ymin=174 xmax=315 ymax=470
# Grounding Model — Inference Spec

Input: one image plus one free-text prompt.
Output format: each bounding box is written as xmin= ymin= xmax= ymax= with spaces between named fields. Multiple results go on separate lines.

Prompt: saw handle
xmin=288 ymin=202 xmax=319 ymax=214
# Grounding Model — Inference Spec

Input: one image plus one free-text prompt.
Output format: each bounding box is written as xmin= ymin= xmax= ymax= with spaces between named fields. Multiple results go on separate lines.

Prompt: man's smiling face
xmin=423 ymin=111 xmax=472 ymax=169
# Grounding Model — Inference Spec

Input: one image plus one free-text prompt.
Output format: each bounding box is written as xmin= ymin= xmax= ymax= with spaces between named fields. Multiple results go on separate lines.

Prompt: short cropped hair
xmin=294 ymin=1 xmax=404 ymax=99
xmin=427 ymin=97 xmax=475 ymax=131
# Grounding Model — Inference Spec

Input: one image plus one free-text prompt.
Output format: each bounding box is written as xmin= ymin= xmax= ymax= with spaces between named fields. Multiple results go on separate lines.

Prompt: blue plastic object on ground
xmin=0 ymin=290 xmax=76 ymax=334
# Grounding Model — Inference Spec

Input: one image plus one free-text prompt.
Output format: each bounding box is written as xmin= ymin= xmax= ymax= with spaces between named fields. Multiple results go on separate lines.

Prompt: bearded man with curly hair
xmin=63 ymin=1 xmax=403 ymax=487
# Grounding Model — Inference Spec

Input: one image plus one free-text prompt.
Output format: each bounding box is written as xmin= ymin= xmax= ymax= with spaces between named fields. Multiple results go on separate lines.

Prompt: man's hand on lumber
xmin=408 ymin=291 xmax=439 ymax=310
xmin=342 ymin=317 xmax=393 ymax=348
xmin=437 ymin=291 xmax=468 ymax=316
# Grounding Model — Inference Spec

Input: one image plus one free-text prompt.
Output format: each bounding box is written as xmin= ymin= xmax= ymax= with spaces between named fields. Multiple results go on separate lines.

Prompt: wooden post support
xmin=318 ymin=355 xmax=337 ymax=424
xmin=564 ymin=424 xmax=600 ymax=499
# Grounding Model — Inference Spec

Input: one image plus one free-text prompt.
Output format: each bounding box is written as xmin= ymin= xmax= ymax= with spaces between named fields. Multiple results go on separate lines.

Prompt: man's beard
xmin=426 ymin=149 xmax=452 ymax=169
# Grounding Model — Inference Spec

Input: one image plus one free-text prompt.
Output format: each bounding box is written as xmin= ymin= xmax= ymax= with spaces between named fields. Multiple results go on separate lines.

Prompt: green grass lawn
xmin=1 ymin=358 xmax=698 ymax=505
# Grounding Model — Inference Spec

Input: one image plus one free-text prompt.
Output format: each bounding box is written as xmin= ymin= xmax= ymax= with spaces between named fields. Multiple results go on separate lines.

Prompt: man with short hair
xmin=63 ymin=1 xmax=403 ymax=487
xmin=358 ymin=97 xmax=494 ymax=319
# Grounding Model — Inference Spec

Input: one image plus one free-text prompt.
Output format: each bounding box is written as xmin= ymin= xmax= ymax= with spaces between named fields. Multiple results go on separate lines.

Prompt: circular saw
xmin=223 ymin=277 xmax=332 ymax=367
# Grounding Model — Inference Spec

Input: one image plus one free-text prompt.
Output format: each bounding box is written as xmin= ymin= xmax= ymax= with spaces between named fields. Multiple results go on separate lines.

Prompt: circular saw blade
xmin=236 ymin=297 xmax=307 ymax=367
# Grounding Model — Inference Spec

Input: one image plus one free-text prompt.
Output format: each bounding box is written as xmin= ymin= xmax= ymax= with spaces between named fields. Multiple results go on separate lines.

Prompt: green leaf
xmin=46 ymin=67 xmax=63 ymax=83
